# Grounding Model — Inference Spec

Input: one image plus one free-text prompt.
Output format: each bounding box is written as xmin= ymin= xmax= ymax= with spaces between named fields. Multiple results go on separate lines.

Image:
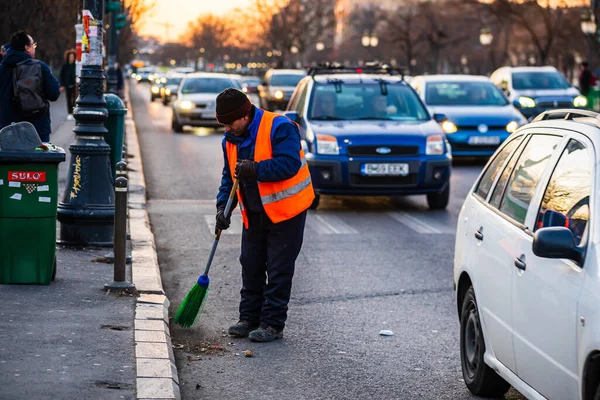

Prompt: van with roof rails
xmin=490 ymin=66 xmax=587 ymax=121
xmin=283 ymin=63 xmax=452 ymax=210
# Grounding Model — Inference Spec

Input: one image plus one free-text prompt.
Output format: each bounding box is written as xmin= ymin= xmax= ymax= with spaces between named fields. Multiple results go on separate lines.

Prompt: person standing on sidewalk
xmin=215 ymin=88 xmax=314 ymax=342
xmin=579 ymin=61 xmax=597 ymax=100
xmin=0 ymin=31 xmax=60 ymax=142
xmin=59 ymin=50 xmax=77 ymax=119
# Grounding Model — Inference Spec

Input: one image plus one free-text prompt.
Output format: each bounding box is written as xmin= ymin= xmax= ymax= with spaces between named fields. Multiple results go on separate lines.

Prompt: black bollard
xmin=104 ymin=160 xmax=131 ymax=263
xmin=105 ymin=176 xmax=134 ymax=290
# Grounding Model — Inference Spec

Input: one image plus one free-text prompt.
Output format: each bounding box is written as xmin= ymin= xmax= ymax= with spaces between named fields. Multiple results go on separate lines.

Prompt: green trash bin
xmin=104 ymin=93 xmax=127 ymax=180
xmin=588 ymin=86 xmax=600 ymax=112
xmin=0 ymin=147 xmax=65 ymax=284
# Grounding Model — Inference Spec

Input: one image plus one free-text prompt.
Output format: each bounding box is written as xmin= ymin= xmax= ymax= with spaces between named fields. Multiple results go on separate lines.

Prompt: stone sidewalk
xmin=0 ymin=88 xmax=180 ymax=399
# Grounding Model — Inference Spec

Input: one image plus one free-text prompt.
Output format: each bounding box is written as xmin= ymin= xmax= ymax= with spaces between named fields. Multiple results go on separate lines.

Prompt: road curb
xmin=125 ymin=86 xmax=181 ymax=400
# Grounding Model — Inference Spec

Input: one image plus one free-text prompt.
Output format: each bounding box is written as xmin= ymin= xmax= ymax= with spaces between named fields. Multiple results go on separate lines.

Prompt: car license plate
xmin=468 ymin=136 xmax=500 ymax=145
xmin=362 ymin=163 xmax=409 ymax=176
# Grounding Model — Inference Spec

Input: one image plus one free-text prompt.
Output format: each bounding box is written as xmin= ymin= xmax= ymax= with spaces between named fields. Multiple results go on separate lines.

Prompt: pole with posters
xmin=57 ymin=0 xmax=115 ymax=247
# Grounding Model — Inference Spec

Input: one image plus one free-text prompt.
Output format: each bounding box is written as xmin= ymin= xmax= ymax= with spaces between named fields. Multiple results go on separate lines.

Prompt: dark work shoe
xmin=248 ymin=325 xmax=283 ymax=342
xmin=228 ymin=320 xmax=259 ymax=338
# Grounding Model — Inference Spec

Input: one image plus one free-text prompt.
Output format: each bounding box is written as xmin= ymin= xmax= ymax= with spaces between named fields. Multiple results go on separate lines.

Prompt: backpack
xmin=12 ymin=59 xmax=48 ymax=119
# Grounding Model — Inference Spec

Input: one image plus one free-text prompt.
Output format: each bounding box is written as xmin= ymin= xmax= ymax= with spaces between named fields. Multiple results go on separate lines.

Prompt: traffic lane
xmin=132 ymin=79 xmax=484 ymax=212
xmin=174 ymin=291 xmax=465 ymax=400
xmin=130 ymin=82 xmax=224 ymax=201
xmin=132 ymin=82 xmax=524 ymax=399
xmin=149 ymin=202 xmax=457 ymax=314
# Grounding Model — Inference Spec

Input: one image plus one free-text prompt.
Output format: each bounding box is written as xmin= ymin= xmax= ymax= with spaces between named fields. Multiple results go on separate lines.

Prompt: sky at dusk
xmin=138 ymin=0 xmax=248 ymax=42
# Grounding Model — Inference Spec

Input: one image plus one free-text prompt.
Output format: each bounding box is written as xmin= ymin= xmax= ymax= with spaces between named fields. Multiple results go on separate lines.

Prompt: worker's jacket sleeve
xmin=216 ymin=138 xmax=233 ymax=210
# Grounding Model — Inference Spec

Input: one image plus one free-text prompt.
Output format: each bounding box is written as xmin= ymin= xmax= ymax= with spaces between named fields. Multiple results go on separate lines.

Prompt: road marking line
xmin=203 ymin=215 xmax=242 ymax=235
xmin=387 ymin=212 xmax=448 ymax=234
xmin=307 ymin=214 xmax=358 ymax=235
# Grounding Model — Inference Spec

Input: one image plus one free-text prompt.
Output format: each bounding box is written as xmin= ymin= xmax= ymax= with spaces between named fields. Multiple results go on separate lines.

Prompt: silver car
xmin=171 ymin=73 xmax=242 ymax=132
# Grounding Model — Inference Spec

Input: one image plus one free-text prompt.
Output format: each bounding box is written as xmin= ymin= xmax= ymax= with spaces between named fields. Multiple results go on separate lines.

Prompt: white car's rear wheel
xmin=460 ymin=286 xmax=510 ymax=397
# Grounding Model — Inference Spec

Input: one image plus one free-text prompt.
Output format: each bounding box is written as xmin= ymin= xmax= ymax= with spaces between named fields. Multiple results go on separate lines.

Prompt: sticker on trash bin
xmin=10 ymin=193 xmax=22 ymax=200
xmin=8 ymin=171 xmax=46 ymax=182
xmin=9 ymin=182 xmax=21 ymax=188
xmin=39 ymin=197 xmax=51 ymax=203
xmin=0 ymin=179 xmax=3 ymax=185
xmin=37 ymin=185 xmax=49 ymax=192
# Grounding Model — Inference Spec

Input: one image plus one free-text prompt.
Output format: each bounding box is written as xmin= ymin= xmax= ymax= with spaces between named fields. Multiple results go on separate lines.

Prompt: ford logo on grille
xmin=376 ymin=147 xmax=392 ymax=154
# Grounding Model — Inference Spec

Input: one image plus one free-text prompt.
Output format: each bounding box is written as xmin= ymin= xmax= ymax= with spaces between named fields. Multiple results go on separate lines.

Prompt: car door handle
xmin=514 ymin=256 xmax=527 ymax=271
xmin=474 ymin=229 xmax=484 ymax=241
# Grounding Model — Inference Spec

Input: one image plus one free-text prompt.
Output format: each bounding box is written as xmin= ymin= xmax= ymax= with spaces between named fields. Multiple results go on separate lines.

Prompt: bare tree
xmin=267 ymin=0 xmax=336 ymax=66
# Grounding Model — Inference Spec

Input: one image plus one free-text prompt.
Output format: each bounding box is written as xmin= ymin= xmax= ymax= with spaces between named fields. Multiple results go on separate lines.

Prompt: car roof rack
xmin=532 ymin=109 xmax=600 ymax=128
xmin=307 ymin=62 xmax=406 ymax=80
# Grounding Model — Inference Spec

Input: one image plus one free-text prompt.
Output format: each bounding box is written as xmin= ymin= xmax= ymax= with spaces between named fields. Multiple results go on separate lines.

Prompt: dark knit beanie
xmin=216 ymin=88 xmax=252 ymax=124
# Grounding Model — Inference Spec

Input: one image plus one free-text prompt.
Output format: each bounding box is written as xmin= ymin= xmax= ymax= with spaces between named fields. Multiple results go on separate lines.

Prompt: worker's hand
xmin=235 ymin=159 xmax=257 ymax=180
xmin=59 ymin=86 xmax=64 ymax=92
xmin=215 ymin=206 xmax=231 ymax=233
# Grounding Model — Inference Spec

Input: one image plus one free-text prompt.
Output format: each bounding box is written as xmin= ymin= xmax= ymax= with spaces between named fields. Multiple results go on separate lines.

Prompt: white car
xmin=454 ymin=109 xmax=600 ymax=399
xmin=171 ymin=72 xmax=242 ymax=132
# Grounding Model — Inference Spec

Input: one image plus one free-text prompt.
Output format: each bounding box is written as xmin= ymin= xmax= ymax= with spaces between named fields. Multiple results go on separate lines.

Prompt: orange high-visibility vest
xmin=226 ymin=110 xmax=314 ymax=228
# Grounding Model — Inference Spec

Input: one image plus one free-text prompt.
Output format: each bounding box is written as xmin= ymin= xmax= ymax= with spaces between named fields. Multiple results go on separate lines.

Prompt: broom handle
xmin=202 ymin=179 xmax=239 ymax=277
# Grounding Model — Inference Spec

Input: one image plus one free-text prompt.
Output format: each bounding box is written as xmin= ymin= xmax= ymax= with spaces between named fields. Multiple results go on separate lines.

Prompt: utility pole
xmin=105 ymin=0 xmax=121 ymax=94
xmin=57 ymin=0 xmax=115 ymax=247
xmin=158 ymin=21 xmax=174 ymax=43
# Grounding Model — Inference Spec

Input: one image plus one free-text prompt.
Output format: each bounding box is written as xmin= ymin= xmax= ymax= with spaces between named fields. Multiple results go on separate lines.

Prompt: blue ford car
xmin=410 ymin=75 xmax=528 ymax=157
xmin=283 ymin=65 xmax=452 ymax=210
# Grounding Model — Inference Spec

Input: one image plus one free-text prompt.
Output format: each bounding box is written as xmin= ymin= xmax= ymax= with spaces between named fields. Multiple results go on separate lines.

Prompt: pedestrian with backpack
xmin=0 ymin=31 xmax=60 ymax=142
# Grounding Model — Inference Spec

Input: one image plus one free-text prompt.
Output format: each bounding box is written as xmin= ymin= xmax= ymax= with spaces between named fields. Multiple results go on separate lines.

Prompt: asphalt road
xmin=130 ymin=81 xmax=525 ymax=400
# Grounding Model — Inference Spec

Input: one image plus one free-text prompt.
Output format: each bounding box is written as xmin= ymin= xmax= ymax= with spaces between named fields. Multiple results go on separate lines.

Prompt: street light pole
xmin=57 ymin=0 xmax=115 ymax=247
xmin=106 ymin=7 xmax=118 ymax=93
xmin=479 ymin=28 xmax=493 ymax=75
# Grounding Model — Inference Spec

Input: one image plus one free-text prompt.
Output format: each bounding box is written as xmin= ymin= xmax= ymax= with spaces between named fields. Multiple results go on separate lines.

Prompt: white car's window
xmin=489 ymin=137 xmax=529 ymax=209
xmin=535 ymin=139 xmax=591 ymax=246
xmin=498 ymin=135 xmax=562 ymax=224
xmin=475 ymin=136 xmax=523 ymax=199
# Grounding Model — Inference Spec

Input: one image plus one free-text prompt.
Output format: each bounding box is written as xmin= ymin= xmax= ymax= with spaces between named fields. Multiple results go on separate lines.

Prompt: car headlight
xmin=316 ymin=134 xmax=339 ymax=155
xmin=426 ymin=135 xmax=445 ymax=155
xmin=506 ymin=121 xmax=519 ymax=133
xmin=518 ymin=96 xmax=536 ymax=108
xmin=274 ymin=90 xmax=284 ymax=100
xmin=441 ymin=121 xmax=457 ymax=134
xmin=179 ymin=100 xmax=194 ymax=110
xmin=136 ymin=75 xmax=141 ymax=81
xmin=151 ymin=86 xmax=159 ymax=94
xmin=574 ymin=95 xmax=588 ymax=108
xmin=165 ymin=89 xmax=171 ymax=95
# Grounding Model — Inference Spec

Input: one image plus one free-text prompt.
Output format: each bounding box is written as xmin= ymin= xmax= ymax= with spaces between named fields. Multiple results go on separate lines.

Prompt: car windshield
xmin=181 ymin=78 xmax=237 ymax=94
xmin=167 ymin=77 xmax=183 ymax=86
xmin=308 ymin=82 xmax=429 ymax=121
xmin=425 ymin=81 xmax=509 ymax=106
xmin=512 ymin=71 xmax=571 ymax=90
xmin=243 ymin=77 xmax=261 ymax=86
xmin=270 ymin=74 xmax=304 ymax=86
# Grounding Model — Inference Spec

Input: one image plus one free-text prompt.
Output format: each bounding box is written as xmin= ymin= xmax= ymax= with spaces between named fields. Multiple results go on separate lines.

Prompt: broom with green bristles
xmin=174 ymin=179 xmax=239 ymax=328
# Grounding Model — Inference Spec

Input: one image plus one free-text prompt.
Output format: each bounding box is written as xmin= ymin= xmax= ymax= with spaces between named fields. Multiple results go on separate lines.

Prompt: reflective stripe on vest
xmin=261 ymin=175 xmax=312 ymax=205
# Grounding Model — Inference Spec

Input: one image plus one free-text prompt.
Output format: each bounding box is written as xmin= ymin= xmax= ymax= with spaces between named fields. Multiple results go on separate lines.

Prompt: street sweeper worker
xmin=214 ymin=88 xmax=314 ymax=342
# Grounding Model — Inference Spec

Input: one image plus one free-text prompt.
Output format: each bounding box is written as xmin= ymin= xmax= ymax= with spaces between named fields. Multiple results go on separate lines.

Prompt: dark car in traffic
xmin=259 ymin=69 xmax=306 ymax=111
